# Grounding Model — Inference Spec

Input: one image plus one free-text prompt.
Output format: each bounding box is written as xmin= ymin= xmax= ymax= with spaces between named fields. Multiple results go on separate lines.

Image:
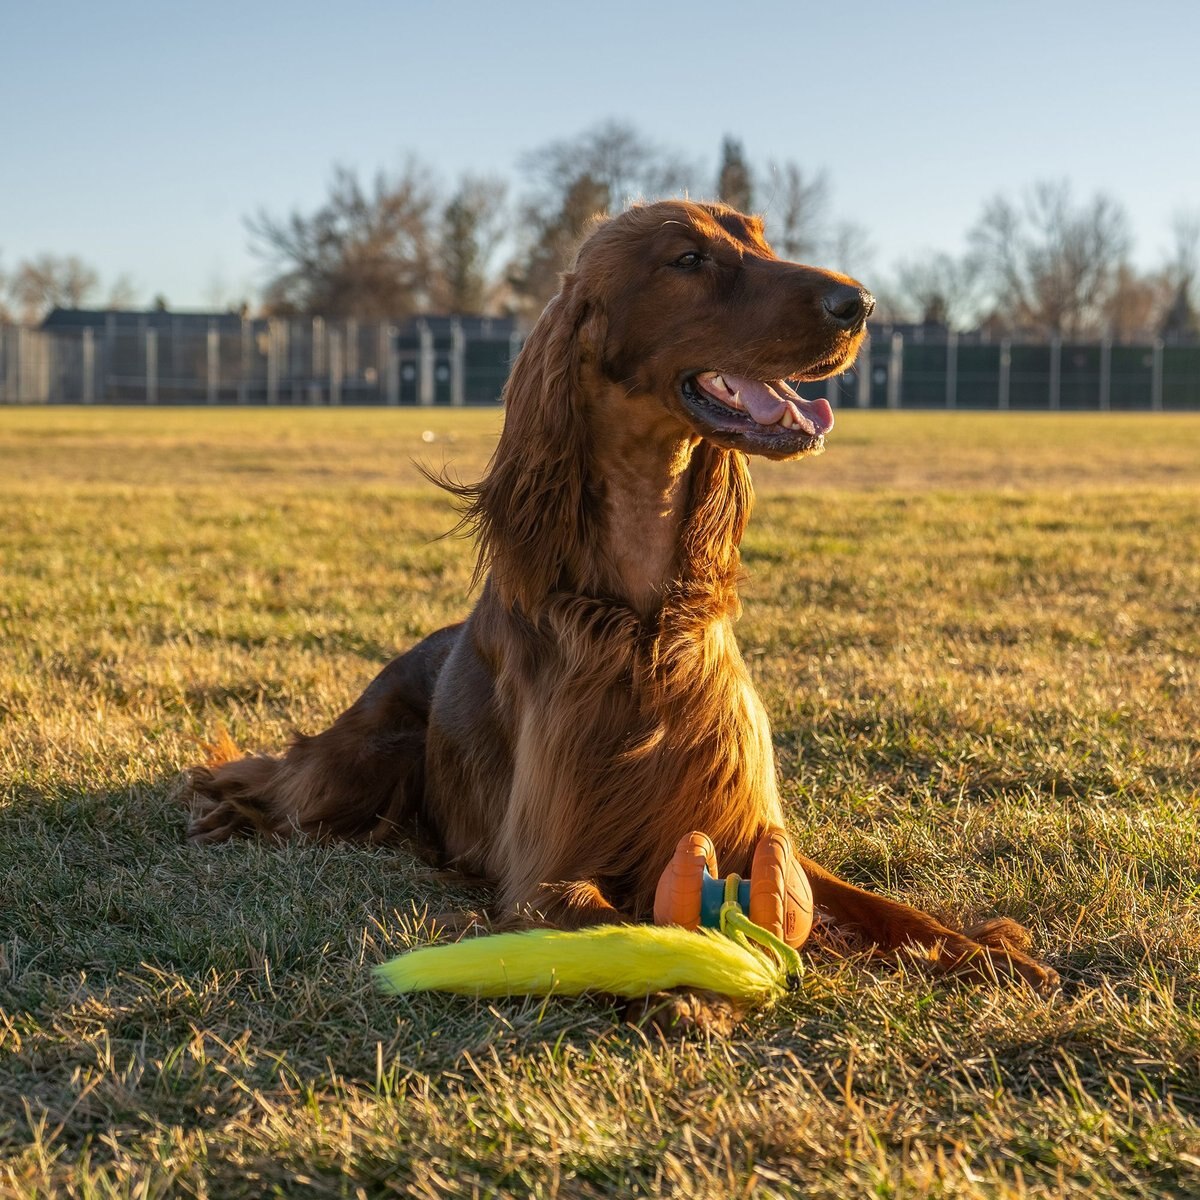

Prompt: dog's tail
xmin=183 ymin=625 xmax=461 ymax=845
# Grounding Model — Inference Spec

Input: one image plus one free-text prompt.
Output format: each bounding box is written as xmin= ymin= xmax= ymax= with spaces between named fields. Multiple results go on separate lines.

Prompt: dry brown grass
xmin=2 ymin=406 xmax=1199 ymax=1197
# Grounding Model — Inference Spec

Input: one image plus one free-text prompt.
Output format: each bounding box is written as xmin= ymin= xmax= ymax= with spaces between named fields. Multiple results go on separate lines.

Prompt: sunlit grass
xmin=2 ymin=405 xmax=1199 ymax=1196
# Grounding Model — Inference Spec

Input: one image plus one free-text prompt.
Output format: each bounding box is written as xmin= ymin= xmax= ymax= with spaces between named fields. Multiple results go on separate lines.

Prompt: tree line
xmin=3 ymin=120 xmax=1197 ymax=340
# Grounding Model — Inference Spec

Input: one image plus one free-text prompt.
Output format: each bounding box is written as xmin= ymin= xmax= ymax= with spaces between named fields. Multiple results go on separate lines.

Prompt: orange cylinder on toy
xmin=654 ymin=827 xmax=814 ymax=951
xmin=653 ymin=831 xmax=717 ymax=930
xmin=749 ymin=827 xmax=814 ymax=949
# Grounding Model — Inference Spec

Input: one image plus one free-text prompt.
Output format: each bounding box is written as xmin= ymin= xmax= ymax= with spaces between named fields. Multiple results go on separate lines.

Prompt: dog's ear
xmin=459 ymin=275 xmax=606 ymax=613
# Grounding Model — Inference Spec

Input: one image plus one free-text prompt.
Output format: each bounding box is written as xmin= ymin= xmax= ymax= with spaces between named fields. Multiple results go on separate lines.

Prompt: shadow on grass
xmin=6 ymin=771 xmax=1198 ymax=1188
xmin=0 ymin=772 xmax=492 ymax=985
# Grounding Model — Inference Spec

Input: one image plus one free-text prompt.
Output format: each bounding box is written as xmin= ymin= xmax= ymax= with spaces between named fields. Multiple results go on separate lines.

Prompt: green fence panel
xmin=1164 ymin=346 xmax=1200 ymax=409
xmin=901 ymin=342 xmax=949 ymax=407
xmin=1060 ymin=344 xmax=1102 ymax=410
xmin=1009 ymin=344 xmax=1052 ymax=409
xmin=956 ymin=344 xmax=1003 ymax=409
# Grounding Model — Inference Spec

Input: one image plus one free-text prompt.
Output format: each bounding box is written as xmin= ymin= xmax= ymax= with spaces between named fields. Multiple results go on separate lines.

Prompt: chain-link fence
xmin=2 ymin=317 xmax=1199 ymax=409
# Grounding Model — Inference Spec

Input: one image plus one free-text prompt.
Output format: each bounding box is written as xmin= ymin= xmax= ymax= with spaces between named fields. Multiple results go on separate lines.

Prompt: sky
xmin=3 ymin=0 xmax=1198 ymax=309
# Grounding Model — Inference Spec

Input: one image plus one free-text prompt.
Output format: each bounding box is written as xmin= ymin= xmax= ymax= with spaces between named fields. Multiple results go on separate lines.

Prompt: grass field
xmin=2 ymin=406 xmax=1199 ymax=1198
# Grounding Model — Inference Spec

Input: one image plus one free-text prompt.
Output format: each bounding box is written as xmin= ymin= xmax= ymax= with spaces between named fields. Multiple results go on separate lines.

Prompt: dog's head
xmin=571 ymin=199 xmax=873 ymax=460
xmin=469 ymin=200 xmax=873 ymax=608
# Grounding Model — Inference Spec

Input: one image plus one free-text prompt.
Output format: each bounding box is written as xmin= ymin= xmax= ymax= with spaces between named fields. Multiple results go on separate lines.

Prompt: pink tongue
xmin=700 ymin=371 xmax=834 ymax=435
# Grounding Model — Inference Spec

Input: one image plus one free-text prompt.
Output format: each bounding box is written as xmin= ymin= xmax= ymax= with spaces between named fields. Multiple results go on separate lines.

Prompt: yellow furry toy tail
xmin=375 ymin=923 xmax=794 ymax=1007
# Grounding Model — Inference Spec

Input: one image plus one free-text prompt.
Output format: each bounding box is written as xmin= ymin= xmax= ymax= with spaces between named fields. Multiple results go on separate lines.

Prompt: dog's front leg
xmin=513 ymin=879 xmax=624 ymax=928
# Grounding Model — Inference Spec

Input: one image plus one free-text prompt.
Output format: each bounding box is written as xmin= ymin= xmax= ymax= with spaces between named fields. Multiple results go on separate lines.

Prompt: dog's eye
xmin=670 ymin=251 xmax=705 ymax=270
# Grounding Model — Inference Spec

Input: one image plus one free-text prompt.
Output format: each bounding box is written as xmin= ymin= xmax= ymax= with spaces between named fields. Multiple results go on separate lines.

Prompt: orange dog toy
xmin=654 ymin=828 xmax=814 ymax=949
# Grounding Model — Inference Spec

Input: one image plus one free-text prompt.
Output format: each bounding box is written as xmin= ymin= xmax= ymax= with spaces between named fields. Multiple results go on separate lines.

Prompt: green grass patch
xmin=2 ymin=406 xmax=1200 ymax=1196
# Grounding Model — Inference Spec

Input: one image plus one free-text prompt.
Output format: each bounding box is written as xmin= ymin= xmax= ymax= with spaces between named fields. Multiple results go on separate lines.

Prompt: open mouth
xmin=680 ymin=370 xmax=835 ymax=450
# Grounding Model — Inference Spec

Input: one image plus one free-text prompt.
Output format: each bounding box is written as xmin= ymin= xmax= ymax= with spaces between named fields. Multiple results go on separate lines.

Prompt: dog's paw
xmin=623 ymin=990 xmax=745 ymax=1037
xmin=179 ymin=767 xmax=260 ymax=844
xmin=959 ymin=917 xmax=1059 ymax=995
xmin=945 ymin=939 xmax=1060 ymax=997
xmin=964 ymin=916 xmax=1033 ymax=953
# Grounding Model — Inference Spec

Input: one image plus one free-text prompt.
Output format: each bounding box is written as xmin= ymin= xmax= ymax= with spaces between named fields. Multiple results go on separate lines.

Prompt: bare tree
xmin=9 ymin=254 xmax=100 ymax=322
xmin=434 ymin=174 xmax=509 ymax=314
xmin=968 ymin=181 xmax=1132 ymax=336
xmin=203 ymin=270 xmax=235 ymax=312
xmin=761 ymin=161 xmax=829 ymax=261
xmin=1166 ymin=209 xmax=1200 ymax=292
xmin=1104 ymin=263 xmax=1173 ymax=341
xmin=520 ymin=120 xmax=694 ymax=213
xmin=716 ymin=136 xmax=753 ymax=213
xmin=1160 ymin=280 xmax=1198 ymax=339
xmin=891 ymin=251 xmax=979 ymax=329
xmin=507 ymin=121 xmax=698 ymax=319
xmin=105 ymin=274 xmax=138 ymax=310
xmin=824 ymin=220 xmax=875 ymax=279
xmin=508 ymin=173 xmax=610 ymax=319
xmin=249 ymin=161 xmax=437 ymax=318
xmin=1158 ymin=209 xmax=1200 ymax=339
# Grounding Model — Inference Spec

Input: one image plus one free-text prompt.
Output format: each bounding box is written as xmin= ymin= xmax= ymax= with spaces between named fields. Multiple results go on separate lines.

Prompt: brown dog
xmin=186 ymin=200 xmax=1058 ymax=998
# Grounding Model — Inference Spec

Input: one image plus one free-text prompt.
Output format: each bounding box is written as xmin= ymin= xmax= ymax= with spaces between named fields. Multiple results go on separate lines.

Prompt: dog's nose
xmin=822 ymin=285 xmax=875 ymax=331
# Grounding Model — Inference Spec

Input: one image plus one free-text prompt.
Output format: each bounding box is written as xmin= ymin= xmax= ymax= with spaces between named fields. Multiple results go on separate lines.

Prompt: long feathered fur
xmin=437 ymin=276 xmax=605 ymax=613
xmin=186 ymin=200 xmax=1060 ymax=1000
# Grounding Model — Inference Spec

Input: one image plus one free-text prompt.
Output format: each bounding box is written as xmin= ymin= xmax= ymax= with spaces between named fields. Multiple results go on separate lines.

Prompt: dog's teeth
xmin=780 ymin=410 xmax=795 ymax=428
xmin=730 ymin=390 xmax=742 ymax=410
xmin=712 ymin=374 xmax=727 ymax=394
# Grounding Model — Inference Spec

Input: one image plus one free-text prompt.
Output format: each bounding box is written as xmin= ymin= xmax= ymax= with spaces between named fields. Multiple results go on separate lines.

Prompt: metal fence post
xmin=285 ymin=320 xmax=297 ymax=403
xmin=267 ymin=319 xmax=279 ymax=405
xmin=945 ymin=331 xmax=958 ymax=409
xmin=311 ymin=316 xmax=325 ymax=403
xmin=16 ymin=329 xmax=26 ymax=401
xmin=998 ymin=339 xmax=1011 ymax=410
xmin=1099 ymin=336 xmax=1111 ymax=410
xmin=345 ymin=319 xmax=358 ymax=378
xmin=418 ymin=320 xmax=434 ymax=406
xmin=20 ymin=329 xmax=30 ymax=401
xmin=450 ymin=318 xmax=465 ymax=407
xmin=45 ymin=332 xmax=57 ymax=402
xmin=1049 ymin=336 xmax=1061 ymax=410
xmin=1151 ymin=339 xmax=1164 ymax=411
xmin=283 ymin=321 xmax=294 ymax=403
xmin=385 ymin=326 xmax=400 ymax=405
xmin=856 ymin=338 xmax=871 ymax=407
xmin=886 ymin=332 xmax=903 ymax=408
xmin=146 ymin=328 xmax=158 ymax=405
xmin=104 ymin=314 xmax=115 ymax=402
xmin=4 ymin=329 xmax=14 ymax=401
xmin=374 ymin=322 xmax=388 ymax=404
xmin=39 ymin=331 xmax=50 ymax=402
xmin=239 ymin=318 xmax=249 ymax=405
xmin=82 ymin=328 xmax=95 ymax=404
xmin=206 ymin=320 xmax=219 ymax=404
xmin=330 ymin=329 xmax=343 ymax=406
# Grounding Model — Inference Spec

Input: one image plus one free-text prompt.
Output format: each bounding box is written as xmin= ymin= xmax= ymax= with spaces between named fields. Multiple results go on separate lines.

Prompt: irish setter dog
xmin=186 ymin=200 xmax=1058 ymax=1005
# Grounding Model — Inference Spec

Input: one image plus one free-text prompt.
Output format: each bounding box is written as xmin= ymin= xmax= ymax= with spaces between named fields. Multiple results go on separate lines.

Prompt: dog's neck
xmin=469 ymin=368 xmax=751 ymax=623
xmin=589 ymin=416 xmax=696 ymax=616
xmin=586 ymin=392 xmax=748 ymax=621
